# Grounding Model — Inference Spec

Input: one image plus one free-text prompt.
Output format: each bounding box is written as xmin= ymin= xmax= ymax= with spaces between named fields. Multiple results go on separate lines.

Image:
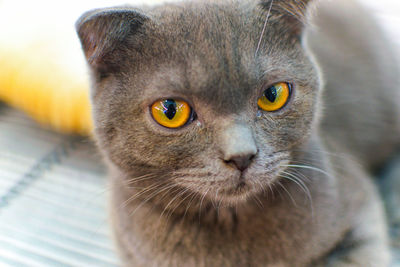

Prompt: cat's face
xmin=77 ymin=0 xmax=321 ymax=205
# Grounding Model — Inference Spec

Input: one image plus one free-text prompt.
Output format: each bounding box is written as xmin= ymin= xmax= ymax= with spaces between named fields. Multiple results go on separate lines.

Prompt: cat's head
xmin=77 ymin=0 xmax=322 ymax=206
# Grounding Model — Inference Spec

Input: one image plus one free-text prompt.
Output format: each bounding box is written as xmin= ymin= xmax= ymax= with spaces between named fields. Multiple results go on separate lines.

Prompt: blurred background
xmin=0 ymin=0 xmax=399 ymax=266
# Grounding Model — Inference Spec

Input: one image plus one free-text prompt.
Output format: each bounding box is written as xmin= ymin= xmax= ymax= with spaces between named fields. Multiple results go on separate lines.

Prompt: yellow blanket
xmin=0 ymin=46 xmax=92 ymax=136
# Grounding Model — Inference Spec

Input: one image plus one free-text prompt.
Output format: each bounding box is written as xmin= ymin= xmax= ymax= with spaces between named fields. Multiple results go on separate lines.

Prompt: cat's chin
xmin=198 ymin=174 xmax=277 ymax=207
xmin=216 ymin=183 xmax=260 ymax=206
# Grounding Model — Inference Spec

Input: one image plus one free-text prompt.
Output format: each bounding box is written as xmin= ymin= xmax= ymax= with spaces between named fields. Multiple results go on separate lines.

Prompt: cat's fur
xmin=76 ymin=0 xmax=400 ymax=266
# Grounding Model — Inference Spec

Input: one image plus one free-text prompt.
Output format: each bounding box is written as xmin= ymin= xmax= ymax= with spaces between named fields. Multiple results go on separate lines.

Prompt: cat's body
xmin=77 ymin=0 xmax=399 ymax=266
xmin=307 ymin=0 xmax=400 ymax=170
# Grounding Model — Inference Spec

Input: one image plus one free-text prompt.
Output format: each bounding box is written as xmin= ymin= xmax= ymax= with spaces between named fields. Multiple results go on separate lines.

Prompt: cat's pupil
xmin=163 ymin=99 xmax=177 ymax=120
xmin=265 ymin=86 xmax=277 ymax=102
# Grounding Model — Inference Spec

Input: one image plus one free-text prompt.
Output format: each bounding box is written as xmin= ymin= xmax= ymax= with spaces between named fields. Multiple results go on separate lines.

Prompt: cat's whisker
xmin=282 ymin=164 xmax=334 ymax=179
xmin=276 ymin=181 xmax=297 ymax=207
xmin=175 ymin=189 xmax=197 ymax=217
xmin=267 ymin=181 xmax=276 ymax=200
xmin=156 ymin=183 xmax=180 ymax=202
xmin=269 ymin=182 xmax=279 ymax=201
xmin=281 ymin=171 xmax=310 ymax=196
xmin=292 ymin=148 xmax=350 ymax=159
xmin=291 ymin=148 xmax=362 ymax=168
xmin=125 ymin=172 xmax=156 ymax=181
xmin=124 ymin=173 xmax=160 ymax=186
xmin=255 ymin=0 xmax=274 ymax=58
xmin=280 ymin=174 xmax=307 ymax=197
xmin=183 ymin=191 xmax=199 ymax=221
xmin=289 ymin=168 xmax=311 ymax=182
xmin=289 ymin=157 xmax=356 ymax=176
xmin=254 ymin=178 xmax=266 ymax=196
xmin=280 ymin=171 xmax=314 ymax=218
xmin=217 ymin=198 xmax=223 ymax=211
xmin=213 ymin=188 xmax=221 ymax=209
xmin=151 ymin=186 xmax=191 ymax=242
xmin=120 ymin=180 xmax=168 ymax=210
xmin=174 ymin=174 xmax=218 ymax=183
xmin=164 ymin=188 xmax=193 ymax=225
xmin=198 ymin=187 xmax=211 ymax=223
xmin=125 ymin=179 xmax=186 ymax=210
xmin=215 ymin=194 xmax=222 ymax=218
xmin=160 ymin=187 xmax=190 ymax=221
xmin=128 ymin=183 xmax=179 ymax=218
xmin=281 ymin=171 xmax=310 ymax=190
xmin=252 ymin=194 xmax=264 ymax=209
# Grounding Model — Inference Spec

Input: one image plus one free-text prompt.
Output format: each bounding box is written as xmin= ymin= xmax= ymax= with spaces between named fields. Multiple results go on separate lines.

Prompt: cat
xmin=76 ymin=0 xmax=400 ymax=266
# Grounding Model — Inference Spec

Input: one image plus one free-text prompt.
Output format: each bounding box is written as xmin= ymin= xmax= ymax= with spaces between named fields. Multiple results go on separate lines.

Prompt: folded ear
xmin=260 ymin=0 xmax=316 ymax=36
xmin=76 ymin=7 xmax=149 ymax=75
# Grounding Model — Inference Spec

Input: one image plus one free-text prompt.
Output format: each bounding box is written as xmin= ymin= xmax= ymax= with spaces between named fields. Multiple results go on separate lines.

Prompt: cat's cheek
xmin=255 ymin=112 xmax=315 ymax=150
xmin=130 ymin=130 xmax=210 ymax=169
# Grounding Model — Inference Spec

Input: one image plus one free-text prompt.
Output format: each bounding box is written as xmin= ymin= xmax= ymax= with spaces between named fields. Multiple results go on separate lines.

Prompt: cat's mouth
xmin=225 ymin=180 xmax=252 ymax=197
xmin=221 ymin=156 xmax=289 ymax=197
xmin=224 ymin=177 xmax=248 ymax=194
xmin=172 ymin=152 xmax=290 ymax=205
xmin=212 ymin=169 xmax=277 ymax=204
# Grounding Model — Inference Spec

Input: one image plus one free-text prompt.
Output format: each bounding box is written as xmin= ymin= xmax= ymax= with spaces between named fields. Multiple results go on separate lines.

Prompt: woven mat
xmin=0 ymin=104 xmax=119 ymax=267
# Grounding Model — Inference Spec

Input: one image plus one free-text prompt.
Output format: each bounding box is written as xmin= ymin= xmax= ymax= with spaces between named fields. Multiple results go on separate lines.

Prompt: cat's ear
xmin=76 ymin=7 xmax=149 ymax=75
xmin=261 ymin=0 xmax=317 ymax=36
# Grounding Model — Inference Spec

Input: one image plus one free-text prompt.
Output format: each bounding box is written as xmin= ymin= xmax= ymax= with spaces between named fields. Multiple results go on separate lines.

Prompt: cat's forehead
xmin=142 ymin=59 xmax=256 ymax=114
xmin=140 ymin=57 xmax=297 ymax=111
xmin=129 ymin=2 xmax=307 ymax=112
xmin=149 ymin=1 xmax=262 ymax=59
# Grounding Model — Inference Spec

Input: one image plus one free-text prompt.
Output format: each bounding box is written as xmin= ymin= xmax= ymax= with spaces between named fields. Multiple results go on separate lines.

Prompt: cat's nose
xmin=224 ymin=153 xmax=256 ymax=172
xmin=220 ymin=123 xmax=258 ymax=172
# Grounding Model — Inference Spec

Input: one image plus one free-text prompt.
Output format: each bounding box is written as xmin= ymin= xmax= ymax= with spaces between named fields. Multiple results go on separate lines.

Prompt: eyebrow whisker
xmin=255 ymin=0 xmax=274 ymax=58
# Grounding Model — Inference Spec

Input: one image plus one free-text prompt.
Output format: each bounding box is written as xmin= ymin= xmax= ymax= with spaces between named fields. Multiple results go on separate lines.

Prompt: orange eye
xmin=257 ymin=82 xmax=291 ymax=112
xmin=151 ymin=99 xmax=191 ymax=128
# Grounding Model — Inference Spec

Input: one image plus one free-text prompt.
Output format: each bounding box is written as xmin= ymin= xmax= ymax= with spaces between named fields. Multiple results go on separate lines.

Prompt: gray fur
xmin=76 ymin=0 xmax=399 ymax=266
xmin=306 ymin=0 xmax=400 ymax=170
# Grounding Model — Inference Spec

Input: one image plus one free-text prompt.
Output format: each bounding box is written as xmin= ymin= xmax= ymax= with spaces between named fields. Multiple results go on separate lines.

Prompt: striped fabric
xmin=0 ymin=104 xmax=119 ymax=267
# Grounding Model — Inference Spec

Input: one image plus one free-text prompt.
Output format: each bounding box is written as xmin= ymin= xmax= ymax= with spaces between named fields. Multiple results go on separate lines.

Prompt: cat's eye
xmin=257 ymin=82 xmax=292 ymax=112
xmin=151 ymin=99 xmax=192 ymax=128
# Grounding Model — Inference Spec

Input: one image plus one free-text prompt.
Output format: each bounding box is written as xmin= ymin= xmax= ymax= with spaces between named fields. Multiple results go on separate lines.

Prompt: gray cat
xmin=76 ymin=0 xmax=400 ymax=266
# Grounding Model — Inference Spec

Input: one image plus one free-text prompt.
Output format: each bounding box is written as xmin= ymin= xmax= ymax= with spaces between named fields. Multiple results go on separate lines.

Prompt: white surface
xmin=0 ymin=0 xmax=171 ymax=78
xmin=362 ymin=0 xmax=400 ymax=57
xmin=0 ymin=0 xmax=399 ymax=78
